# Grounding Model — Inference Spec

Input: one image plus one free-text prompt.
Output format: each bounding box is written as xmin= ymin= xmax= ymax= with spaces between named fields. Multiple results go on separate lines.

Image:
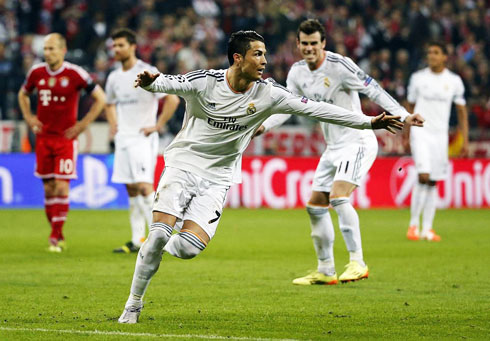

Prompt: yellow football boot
xmin=339 ymin=261 xmax=369 ymax=283
xmin=292 ymin=271 xmax=338 ymax=285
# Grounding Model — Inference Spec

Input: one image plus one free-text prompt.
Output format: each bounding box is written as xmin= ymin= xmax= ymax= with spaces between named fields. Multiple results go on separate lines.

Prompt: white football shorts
xmin=312 ymin=141 xmax=378 ymax=193
xmin=153 ymin=166 xmax=229 ymax=239
xmin=112 ymin=132 xmax=159 ymax=184
xmin=410 ymin=128 xmax=448 ymax=181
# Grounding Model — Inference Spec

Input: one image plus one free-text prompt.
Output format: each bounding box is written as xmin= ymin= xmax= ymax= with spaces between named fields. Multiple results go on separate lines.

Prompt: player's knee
xmin=145 ymin=222 xmax=173 ymax=252
xmin=164 ymin=231 xmax=206 ymax=259
xmin=418 ymin=174 xmax=430 ymax=184
xmin=308 ymin=191 xmax=329 ymax=206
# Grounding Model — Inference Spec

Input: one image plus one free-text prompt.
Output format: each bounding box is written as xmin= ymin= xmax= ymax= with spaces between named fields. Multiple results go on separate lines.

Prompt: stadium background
xmin=0 ymin=0 xmax=489 ymax=209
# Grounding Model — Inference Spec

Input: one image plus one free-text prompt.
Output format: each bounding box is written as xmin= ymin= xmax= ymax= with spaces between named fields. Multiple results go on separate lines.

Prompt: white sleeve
xmin=406 ymin=74 xmax=418 ymax=104
xmin=453 ymin=76 xmax=466 ymax=106
xmin=269 ymin=83 xmax=372 ymax=130
xmin=105 ymin=72 xmax=116 ymax=105
xmin=261 ymin=70 xmax=300 ymax=131
xmin=148 ymin=65 xmax=167 ymax=99
xmin=143 ymin=72 xmax=199 ymax=98
xmin=340 ymin=56 xmax=410 ymax=121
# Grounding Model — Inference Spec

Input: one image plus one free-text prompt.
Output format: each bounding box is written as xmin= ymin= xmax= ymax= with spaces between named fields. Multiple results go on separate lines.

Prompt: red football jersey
xmin=22 ymin=62 xmax=94 ymax=138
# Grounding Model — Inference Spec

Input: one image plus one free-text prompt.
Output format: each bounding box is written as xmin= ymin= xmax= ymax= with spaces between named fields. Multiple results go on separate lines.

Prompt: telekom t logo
xmin=39 ymin=89 xmax=52 ymax=106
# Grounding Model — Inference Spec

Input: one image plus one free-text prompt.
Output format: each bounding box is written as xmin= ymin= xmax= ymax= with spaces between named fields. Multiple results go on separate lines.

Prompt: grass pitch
xmin=0 ymin=208 xmax=489 ymax=340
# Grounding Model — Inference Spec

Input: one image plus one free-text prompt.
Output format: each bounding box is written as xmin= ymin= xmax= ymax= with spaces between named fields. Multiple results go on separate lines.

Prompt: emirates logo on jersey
xmin=208 ymin=117 xmax=248 ymax=131
xmin=60 ymin=77 xmax=69 ymax=87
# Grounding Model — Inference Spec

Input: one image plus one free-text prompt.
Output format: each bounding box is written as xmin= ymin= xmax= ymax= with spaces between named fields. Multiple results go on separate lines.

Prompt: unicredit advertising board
xmin=0 ymin=154 xmax=489 ymax=209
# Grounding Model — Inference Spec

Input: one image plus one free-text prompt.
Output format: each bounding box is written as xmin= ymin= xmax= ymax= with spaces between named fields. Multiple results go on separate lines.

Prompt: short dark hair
xmin=297 ymin=19 xmax=326 ymax=41
xmin=111 ymin=28 xmax=137 ymax=45
xmin=427 ymin=41 xmax=448 ymax=55
xmin=227 ymin=30 xmax=265 ymax=65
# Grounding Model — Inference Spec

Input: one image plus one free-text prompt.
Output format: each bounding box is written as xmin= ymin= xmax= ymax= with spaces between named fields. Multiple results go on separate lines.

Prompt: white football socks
xmin=129 ymin=196 xmax=145 ymax=247
xmin=331 ymin=197 xmax=365 ymax=267
xmin=306 ymin=205 xmax=336 ymax=276
xmin=126 ymin=222 xmax=173 ymax=308
xmin=409 ymin=182 xmax=428 ymax=228
xmin=422 ymin=185 xmax=437 ymax=235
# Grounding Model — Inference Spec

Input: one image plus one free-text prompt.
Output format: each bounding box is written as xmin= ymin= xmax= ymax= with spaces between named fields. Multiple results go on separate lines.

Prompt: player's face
xmin=43 ymin=36 xmax=66 ymax=68
xmin=427 ymin=46 xmax=447 ymax=69
xmin=241 ymin=41 xmax=267 ymax=81
xmin=113 ymin=37 xmax=136 ymax=62
xmin=297 ymin=31 xmax=326 ymax=67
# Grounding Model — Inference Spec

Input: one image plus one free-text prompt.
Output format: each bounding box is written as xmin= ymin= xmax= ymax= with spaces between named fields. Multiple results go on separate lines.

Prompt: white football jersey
xmin=144 ymin=69 xmax=374 ymax=185
xmin=407 ymin=67 xmax=465 ymax=134
xmin=105 ymin=60 xmax=166 ymax=139
xmin=263 ymin=51 xmax=410 ymax=149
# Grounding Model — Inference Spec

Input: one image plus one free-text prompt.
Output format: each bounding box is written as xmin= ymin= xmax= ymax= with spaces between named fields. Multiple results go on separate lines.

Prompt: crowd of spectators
xmin=0 ymin=0 xmax=489 ymax=135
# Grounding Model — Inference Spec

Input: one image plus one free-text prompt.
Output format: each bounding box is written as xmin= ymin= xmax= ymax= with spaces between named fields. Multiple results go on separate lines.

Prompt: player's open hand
xmin=371 ymin=112 xmax=404 ymax=134
xmin=27 ymin=116 xmax=43 ymax=134
xmin=252 ymin=125 xmax=266 ymax=138
xmin=404 ymin=113 xmax=425 ymax=127
xmin=134 ymin=70 xmax=160 ymax=88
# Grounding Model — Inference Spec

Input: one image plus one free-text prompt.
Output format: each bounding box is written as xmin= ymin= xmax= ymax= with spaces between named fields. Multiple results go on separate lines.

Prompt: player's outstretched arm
xmin=65 ymin=85 xmax=106 ymax=139
xmin=134 ymin=70 xmax=160 ymax=88
xmin=370 ymin=112 xmax=404 ymax=134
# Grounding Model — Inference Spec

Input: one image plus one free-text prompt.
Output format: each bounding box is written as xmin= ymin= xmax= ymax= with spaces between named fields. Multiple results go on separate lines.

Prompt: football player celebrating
xmin=256 ymin=19 xmax=424 ymax=285
xmin=119 ymin=30 xmax=405 ymax=323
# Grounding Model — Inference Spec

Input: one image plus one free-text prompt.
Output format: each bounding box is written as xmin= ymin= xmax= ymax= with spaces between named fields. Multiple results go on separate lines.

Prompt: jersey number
xmin=59 ymin=159 xmax=74 ymax=174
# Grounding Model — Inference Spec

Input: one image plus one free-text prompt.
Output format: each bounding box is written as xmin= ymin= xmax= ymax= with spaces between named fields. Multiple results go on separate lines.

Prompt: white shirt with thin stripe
xmin=143 ymin=69 xmax=374 ymax=185
xmin=263 ymin=51 xmax=410 ymax=150
xmin=407 ymin=67 xmax=465 ymax=134
xmin=105 ymin=60 xmax=166 ymax=143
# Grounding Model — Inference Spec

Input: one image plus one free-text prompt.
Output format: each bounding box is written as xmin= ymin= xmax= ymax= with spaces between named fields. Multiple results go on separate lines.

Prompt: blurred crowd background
xmin=0 ymin=0 xmax=489 ymax=138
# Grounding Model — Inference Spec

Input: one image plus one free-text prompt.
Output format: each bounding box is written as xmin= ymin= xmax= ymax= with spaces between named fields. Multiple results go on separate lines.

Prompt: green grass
xmin=0 ymin=208 xmax=489 ymax=340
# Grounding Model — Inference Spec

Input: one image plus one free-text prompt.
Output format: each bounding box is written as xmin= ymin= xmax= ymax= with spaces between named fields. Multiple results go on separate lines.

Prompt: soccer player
xmin=105 ymin=28 xmax=180 ymax=254
xmin=404 ymin=41 xmax=468 ymax=242
xmin=118 ymin=30 xmax=405 ymax=324
xmin=18 ymin=33 xmax=106 ymax=252
xmin=256 ymin=19 xmax=424 ymax=285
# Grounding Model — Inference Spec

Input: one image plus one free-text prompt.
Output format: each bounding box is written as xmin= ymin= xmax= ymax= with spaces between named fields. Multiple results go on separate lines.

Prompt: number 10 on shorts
xmin=59 ymin=158 xmax=74 ymax=174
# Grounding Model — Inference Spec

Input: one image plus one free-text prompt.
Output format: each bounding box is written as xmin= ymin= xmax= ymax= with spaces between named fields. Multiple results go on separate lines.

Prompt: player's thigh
xmin=111 ymin=144 xmax=132 ymax=184
xmin=332 ymin=142 xmax=378 ymax=188
xmin=128 ymin=135 xmax=158 ymax=184
xmin=153 ymin=167 xmax=194 ymax=225
xmin=410 ymin=130 xmax=432 ymax=175
xmin=35 ymin=136 xmax=55 ymax=179
xmin=428 ymin=134 xmax=449 ymax=181
xmin=53 ymin=138 xmax=78 ymax=180
xmin=330 ymin=180 xmax=357 ymax=198
xmin=311 ymin=151 xmax=336 ymax=194
xmin=183 ymin=182 xmax=229 ymax=241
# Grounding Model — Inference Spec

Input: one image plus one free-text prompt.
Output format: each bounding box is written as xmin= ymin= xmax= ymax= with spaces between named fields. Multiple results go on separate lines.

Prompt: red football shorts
xmin=35 ymin=135 xmax=78 ymax=180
